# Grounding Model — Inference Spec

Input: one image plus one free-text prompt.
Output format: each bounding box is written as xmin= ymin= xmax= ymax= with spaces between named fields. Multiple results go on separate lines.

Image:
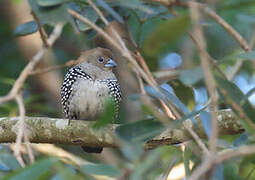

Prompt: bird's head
xmin=78 ymin=48 xmax=117 ymax=72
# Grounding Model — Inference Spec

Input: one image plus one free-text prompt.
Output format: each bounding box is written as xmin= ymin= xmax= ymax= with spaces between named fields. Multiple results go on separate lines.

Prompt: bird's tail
xmin=81 ymin=146 xmax=103 ymax=153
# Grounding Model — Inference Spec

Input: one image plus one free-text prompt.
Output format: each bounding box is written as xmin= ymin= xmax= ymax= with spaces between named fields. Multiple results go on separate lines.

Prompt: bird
xmin=61 ymin=47 xmax=121 ymax=153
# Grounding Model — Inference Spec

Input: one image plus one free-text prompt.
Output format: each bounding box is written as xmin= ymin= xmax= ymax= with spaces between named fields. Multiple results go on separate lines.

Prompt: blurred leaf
xmin=75 ymin=7 xmax=98 ymax=32
xmin=36 ymin=0 xmax=68 ymax=7
xmin=159 ymin=52 xmax=182 ymax=69
xmin=233 ymin=132 xmax=249 ymax=147
xmin=143 ymin=14 xmax=190 ymax=57
xmin=179 ymin=67 xmax=204 ymax=85
xmin=127 ymin=10 xmax=141 ymax=45
xmin=81 ymin=164 xmax=121 ymax=177
xmin=115 ymin=119 xmax=164 ymax=142
xmin=2 ymin=158 xmax=58 ymax=180
xmin=139 ymin=17 xmax=164 ymax=47
xmin=183 ymin=147 xmax=192 ymax=176
xmin=212 ymin=164 xmax=224 ymax=180
xmin=93 ymin=97 xmax=115 ymax=129
xmin=145 ymin=85 xmax=190 ymax=115
xmin=223 ymin=162 xmax=242 ymax=180
xmin=96 ymin=0 xmax=124 ymax=23
xmin=115 ymin=0 xmax=153 ymax=14
xmin=121 ymin=142 xmax=144 ymax=161
xmin=29 ymin=0 xmax=70 ymax=26
xmin=200 ymin=111 xmax=212 ymax=138
xmin=131 ymin=146 xmax=181 ymax=180
xmin=237 ymin=51 xmax=255 ymax=61
xmin=169 ymin=80 xmax=195 ymax=110
xmin=243 ymin=87 xmax=255 ymax=103
xmin=216 ymin=76 xmax=255 ymax=124
xmin=14 ymin=21 xmax=38 ymax=36
xmin=0 ymin=163 xmax=10 ymax=172
xmin=0 ymin=153 xmax=21 ymax=170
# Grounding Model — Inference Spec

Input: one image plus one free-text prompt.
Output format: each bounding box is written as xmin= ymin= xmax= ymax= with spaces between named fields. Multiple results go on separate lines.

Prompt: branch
xmin=0 ymin=110 xmax=243 ymax=149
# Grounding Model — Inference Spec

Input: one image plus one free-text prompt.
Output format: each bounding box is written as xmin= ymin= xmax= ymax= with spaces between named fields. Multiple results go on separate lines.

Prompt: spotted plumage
xmin=61 ymin=66 xmax=92 ymax=119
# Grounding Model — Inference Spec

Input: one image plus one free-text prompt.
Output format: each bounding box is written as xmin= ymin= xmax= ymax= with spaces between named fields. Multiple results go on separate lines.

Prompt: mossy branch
xmin=0 ymin=109 xmax=244 ymax=149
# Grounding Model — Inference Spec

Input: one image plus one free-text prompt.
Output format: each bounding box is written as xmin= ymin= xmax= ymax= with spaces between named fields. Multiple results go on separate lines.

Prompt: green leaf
xmin=2 ymin=158 xmax=58 ymax=180
xmin=237 ymin=50 xmax=255 ymax=61
xmin=29 ymin=0 xmax=70 ymax=26
xmin=168 ymin=80 xmax=195 ymax=110
xmin=36 ymin=0 xmax=68 ymax=7
xmin=81 ymin=164 xmax=121 ymax=177
xmin=131 ymin=146 xmax=181 ymax=180
xmin=216 ymin=76 xmax=255 ymax=134
xmin=115 ymin=119 xmax=164 ymax=142
xmin=183 ymin=147 xmax=192 ymax=176
xmin=140 ymin=17 xmax=164 ymax=48
xmin=93 ymin=97 xmax=115 ymax=129
xmin=76 ymin=7 xmax=98 ymax=32
xmin=179 ymin=67 xmax=204 ymax=85
xmin=142 ymin=14 xmax=190 ymax=58
xmin=216 ymin=76 xmax=255 ymax=123
xmin=0 ymin=153 xmax=21 ymax=170
xmin=127 ymin=10 xmax=141 ymax=45
xmin=223 ymin=162 xmax=241 ymax=180
xmin=14 ymin=21 xmax=38 ymax=36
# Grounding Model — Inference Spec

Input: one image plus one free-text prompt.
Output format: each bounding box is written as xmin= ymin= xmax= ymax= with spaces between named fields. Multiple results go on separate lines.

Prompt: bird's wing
xmin=61 ymin=66 xmax=92 ymax=119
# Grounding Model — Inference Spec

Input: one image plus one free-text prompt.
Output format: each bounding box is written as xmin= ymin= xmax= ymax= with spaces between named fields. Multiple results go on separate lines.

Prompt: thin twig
xmin=32 ymin=12 xmax=49 ymax=48
xmin=14 ymin=92 xmax=26 ymax=167
xmin=0 ymin=24 xmax=63 ymax=105
xmin=87 ymin=0 xmax=109 ymax=25
xmin=30 ymin=60 xmax=78 ymax=75
xmin=190 ymin=2 xmax=219 ymax=153
xmin=183 ymin=122 xmax=210 ymax=155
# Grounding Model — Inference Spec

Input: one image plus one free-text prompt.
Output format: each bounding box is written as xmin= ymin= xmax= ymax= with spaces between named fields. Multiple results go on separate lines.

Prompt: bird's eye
xmin=98 ymin=57 xmax=104 ymax=63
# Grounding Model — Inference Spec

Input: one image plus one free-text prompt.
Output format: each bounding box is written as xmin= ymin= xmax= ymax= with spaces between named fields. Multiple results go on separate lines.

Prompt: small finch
xmin=61 ymin=48 xmax=121 ymax=153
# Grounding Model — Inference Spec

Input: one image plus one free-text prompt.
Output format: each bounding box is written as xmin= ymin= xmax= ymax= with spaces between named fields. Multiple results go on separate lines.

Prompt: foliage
xmin=0 ymin=0 xmax=255 ymax=179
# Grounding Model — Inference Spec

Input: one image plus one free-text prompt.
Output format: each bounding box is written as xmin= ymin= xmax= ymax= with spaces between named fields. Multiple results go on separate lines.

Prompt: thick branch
xmin=0 ymin=110 xmax=244 ymax=149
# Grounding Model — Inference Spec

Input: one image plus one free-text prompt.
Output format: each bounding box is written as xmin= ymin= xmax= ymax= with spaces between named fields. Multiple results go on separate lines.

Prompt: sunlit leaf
xmin=14 ymin=21 xmax=38 ymax=36
xmin=81 ymin=164 xmax=121 ymax=177
xmin=143 ymin=14 xmax=190 ymax=57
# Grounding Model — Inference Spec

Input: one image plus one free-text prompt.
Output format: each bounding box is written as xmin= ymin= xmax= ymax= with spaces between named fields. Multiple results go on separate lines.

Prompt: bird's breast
xmin=69 ymin=79 xmax=110 ymax=120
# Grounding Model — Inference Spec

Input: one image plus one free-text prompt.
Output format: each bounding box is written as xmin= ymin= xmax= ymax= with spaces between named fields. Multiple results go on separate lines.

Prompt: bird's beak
xmin=104 ymin=59 xmax=117 ymax=68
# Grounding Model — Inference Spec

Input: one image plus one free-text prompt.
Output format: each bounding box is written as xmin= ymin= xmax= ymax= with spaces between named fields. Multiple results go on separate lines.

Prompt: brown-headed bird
xmin=61 ymin=48 xmax=121 ymax=153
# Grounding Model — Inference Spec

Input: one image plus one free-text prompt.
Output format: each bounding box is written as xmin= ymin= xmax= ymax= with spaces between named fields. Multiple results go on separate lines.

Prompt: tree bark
xmin=0 ymin=109 xmax=244 ymax=149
